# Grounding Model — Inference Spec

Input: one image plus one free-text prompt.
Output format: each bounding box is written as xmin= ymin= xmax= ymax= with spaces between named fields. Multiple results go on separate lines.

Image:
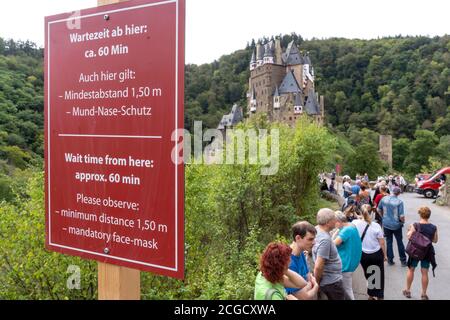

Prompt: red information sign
xmin=44 ymin=0 xmax=185 ymax=279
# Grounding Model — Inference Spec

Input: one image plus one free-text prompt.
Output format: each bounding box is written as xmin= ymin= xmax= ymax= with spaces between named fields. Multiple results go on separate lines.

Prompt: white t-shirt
xmin=343 ymin=181 xmax=352 ymax=193
xmin=352 ymin=219 xmax=384 ymax=254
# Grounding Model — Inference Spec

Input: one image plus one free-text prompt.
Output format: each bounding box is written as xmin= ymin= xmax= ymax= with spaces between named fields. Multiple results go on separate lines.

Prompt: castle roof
xmin=264 ymin=41 xmax=274 ymax=57
xmin=283 ymin=41 xmax=304 ymax=65
xmin=217 ymin=104 xmax=243 ymax=130
xmin=279 ymin=70 xmax=301 ymax=94
xmin=250 ymin=50 xmax=256 ymax=63
xmin=303 ymin=52 xmax=311 ymax=65
xmin=230 ymin=104 xmax=243 ymax=123
xmin=256 ymin=43 xmax=265 ymax=60
xmin=305 ymin=88 xmax=320 ymax=115
xmin=273 ymin=86 xmax=280 ymax=97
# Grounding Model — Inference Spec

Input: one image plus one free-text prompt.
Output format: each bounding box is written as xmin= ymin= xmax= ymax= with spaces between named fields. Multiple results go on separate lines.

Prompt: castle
xmin=247 ymin=39 xmax=324 ymax=126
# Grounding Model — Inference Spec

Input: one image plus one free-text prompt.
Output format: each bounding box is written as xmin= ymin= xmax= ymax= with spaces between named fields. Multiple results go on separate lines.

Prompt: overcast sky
xmin=0 ymin=0 xmax=448 ymax=65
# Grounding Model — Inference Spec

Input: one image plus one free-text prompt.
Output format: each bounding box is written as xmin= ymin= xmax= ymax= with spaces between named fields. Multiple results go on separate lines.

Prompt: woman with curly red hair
xmin=254 ymin=242 xmax=308 ymax=300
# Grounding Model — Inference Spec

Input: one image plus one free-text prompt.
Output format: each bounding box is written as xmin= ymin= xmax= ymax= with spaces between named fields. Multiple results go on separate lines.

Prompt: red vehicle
xmin=415 ymin=167 xmax=450 ymax=198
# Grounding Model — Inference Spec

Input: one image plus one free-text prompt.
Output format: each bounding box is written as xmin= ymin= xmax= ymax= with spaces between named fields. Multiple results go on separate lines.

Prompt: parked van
xmin=415 ymin=167 xmax=450 ymax=198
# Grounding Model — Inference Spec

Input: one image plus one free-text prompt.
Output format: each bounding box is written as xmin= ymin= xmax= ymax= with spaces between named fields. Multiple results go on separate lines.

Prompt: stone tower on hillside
xmin=379 ymin=135 xmax=393 ymax=169
xmin=248 ymin=38 xmax=324 ymax=126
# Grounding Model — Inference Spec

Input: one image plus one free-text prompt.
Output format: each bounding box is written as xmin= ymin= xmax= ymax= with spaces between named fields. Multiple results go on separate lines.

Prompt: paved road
xmin=352 ymin=192 xmax=450 ymax=300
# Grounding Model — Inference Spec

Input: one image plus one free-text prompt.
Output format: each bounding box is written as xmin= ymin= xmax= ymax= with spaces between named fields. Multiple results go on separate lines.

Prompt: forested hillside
xmin=0 ymin=39 xmax=43 ymax=201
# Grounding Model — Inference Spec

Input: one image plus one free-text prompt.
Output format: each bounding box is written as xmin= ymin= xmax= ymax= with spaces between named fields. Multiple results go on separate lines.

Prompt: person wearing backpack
xmin=402 ymin=207 xmax=438 ymax=300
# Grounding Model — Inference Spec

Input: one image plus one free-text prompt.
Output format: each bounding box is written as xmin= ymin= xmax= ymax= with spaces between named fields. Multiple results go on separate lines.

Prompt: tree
xmin=345 ymin=142 xmax=385 ymax=179
xmin=393 ymin=138 xmax=410 ymax=172
xmin=403 ymin=130 xmax=439 ymax=174
xmin=434 ymin=107 xmax=450 ymax=137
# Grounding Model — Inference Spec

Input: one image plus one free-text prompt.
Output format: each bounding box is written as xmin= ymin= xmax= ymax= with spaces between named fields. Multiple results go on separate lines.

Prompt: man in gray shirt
xmin=313 ymin=208 xmax=347 ymax=300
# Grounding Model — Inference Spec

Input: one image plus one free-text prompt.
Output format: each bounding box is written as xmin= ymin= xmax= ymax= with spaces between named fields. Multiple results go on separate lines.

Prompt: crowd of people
xmin=321 ymin=172 xmax=409 ymax=196
xmin=254 ymin=174 xmax=439 ymax=300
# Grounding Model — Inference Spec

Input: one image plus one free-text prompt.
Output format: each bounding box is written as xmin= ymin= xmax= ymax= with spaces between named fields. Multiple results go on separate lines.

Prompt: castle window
xmin=289 ymin=117 xmax=292 ymax=120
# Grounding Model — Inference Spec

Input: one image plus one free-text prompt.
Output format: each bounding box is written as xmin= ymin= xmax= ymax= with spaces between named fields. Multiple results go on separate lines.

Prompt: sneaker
xmin=401 ymin=261 xmax=408 ymax=267
xmin=388 ymin=260 xmax=395 ymax=266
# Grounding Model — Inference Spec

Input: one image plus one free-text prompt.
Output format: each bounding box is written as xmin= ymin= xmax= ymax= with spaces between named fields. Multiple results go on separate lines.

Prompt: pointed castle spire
xmin=250 ymin=49 xmax=256 ymax=70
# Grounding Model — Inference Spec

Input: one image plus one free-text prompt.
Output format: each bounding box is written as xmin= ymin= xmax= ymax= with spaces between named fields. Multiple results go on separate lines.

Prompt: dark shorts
xmin=320 ymin=280 xmax=347 ymax=300
xmin=410 ymin=259 xmax=430 ymax=269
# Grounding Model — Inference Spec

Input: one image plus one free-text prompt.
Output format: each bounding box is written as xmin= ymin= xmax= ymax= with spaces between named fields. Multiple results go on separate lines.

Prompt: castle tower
xmin=284 ymin=41 xmax=303 ymax=88
xmin=263 ymin=41 xmax=274 ymax=65
xmin=249 ymin=49 xmax=256 ymax=71
xmin=320 ymin=95 xmax=325 ymax=125
xmin=256 ymin=42 xmax=264 ymax=67
xmin=302 ymin=51 xmax=314 ymax=89
xmin=294 ymin=92 xmax=303 ymax=114
xmin=304 ymin=88 xmax=321 ymax=123
xmin=379 ymin=135 xmax=393 ymax=169
xmin=275 ymin=38 xmax=283 ymax=65
xmin=273 ymin=86 xmax=280 ymax=109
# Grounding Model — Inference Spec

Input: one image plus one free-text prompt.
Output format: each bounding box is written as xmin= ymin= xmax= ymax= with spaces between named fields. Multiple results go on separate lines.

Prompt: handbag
xmin=406 ymin=223 xmax=432 ymax=260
